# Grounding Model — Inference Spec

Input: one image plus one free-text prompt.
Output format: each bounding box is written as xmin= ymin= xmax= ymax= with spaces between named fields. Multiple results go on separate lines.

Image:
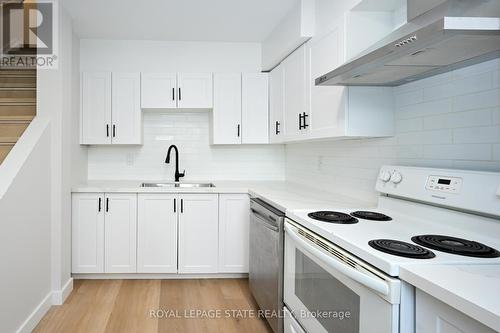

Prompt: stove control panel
xmin=426 ymin=175 xmax=462 ymax=194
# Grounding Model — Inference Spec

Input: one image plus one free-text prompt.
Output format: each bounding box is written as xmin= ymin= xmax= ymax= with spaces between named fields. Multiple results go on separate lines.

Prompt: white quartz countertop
xmin=72 ymin=180 xmax=371 ymax=212
xmin=400 ymin=264 xmax=500 ymax=332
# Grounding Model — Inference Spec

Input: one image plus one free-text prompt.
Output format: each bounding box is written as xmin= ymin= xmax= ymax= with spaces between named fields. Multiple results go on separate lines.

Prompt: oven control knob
xmin=391 ymin=171 xmax=403 ymax=184
xmin=379 ymin=171 xmax=392 ymax=182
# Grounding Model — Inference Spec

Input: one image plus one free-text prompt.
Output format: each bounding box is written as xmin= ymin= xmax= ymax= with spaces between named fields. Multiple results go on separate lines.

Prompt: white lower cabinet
xmin=218 ymin=194 xmax=250 ymax=273
xmin=72 ymin=193 xmax=105 ymax=273
xmin=72 ymin=193 xmax=137 ymax=273
xmin=178 ymin=194 xmax=219 ymax=273
xmin=73 ymin=192 xmax=251 ymax=276
xmin=137 ymin=194 xmax=178 ymax=273
xmin=104 ymin=193 xmax=137 ymax=273
xmin=416 ymin=289 xmax=495 ymax=333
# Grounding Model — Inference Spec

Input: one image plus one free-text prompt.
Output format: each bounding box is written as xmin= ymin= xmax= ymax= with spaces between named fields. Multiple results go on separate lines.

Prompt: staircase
xmin=0 ymin=69 xmax=36 ymax=164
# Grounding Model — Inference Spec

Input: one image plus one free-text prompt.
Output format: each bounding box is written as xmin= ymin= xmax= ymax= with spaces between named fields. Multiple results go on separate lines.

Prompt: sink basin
xmin=141 ymin=182 xmax=215 ymax=188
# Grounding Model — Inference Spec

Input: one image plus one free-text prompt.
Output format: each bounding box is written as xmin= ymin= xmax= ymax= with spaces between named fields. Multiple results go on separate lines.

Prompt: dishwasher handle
xmin=251 ymin=208 xmax=280 ymax=232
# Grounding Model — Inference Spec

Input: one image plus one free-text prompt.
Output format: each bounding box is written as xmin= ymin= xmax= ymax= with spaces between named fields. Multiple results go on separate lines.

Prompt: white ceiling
xmin=62 ymin=0 xmax=299 ymax=42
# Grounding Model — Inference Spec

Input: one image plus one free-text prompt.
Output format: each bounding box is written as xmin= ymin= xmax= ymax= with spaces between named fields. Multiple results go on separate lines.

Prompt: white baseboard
xmin=73 ymin=273 xmax=248 ymax=280
xmin=51 ymin=278 xmax=73 ymax=305
xmin=15 ymin=292 xmax=52 ymax=333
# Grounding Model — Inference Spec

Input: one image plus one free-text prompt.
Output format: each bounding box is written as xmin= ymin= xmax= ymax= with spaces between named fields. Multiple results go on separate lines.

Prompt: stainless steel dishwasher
xmin=249 ymin=197 xmax=285 ymax=333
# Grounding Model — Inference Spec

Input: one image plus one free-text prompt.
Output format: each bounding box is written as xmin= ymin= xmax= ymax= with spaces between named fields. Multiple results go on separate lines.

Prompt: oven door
xmin=284 ymin=220 xmax=401 ymax=333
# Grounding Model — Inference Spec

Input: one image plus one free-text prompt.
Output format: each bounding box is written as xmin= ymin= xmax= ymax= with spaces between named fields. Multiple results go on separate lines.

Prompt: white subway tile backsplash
xmin=454 ymin=89 xmax=500 ymax=112
xmin=453 ymin=126 xmax=500 ymax=144
xmin=398 ymin=99 xmax=452 ymax=119
xmin=423 ymin=109 xmax=493 ymax=130
xmin=423 ymin=144 xmax=492 ymax=161
xmin=286 ymin=61 xmax=500 ymax=203
xmin=88 ymin=112 xmax=286 ymax=180
xmin=397 ymin=129 xmax=452 ymax=145
xmin=396 ymin=118 xmax=423 ymax=133
xmin=395 ymin=89 xmax=424 ymax=108
xmin=494 ymin=144 xmax=500 ymax=161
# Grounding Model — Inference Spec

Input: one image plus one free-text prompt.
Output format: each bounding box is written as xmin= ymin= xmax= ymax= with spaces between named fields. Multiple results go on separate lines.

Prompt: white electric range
xmin=283 ymin=165 xmax=500 ymax=333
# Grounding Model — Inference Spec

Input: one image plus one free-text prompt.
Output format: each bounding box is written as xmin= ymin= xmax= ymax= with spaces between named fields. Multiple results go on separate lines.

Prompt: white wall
xmin=286 ymin=59 xmax=500 ymax=203
xmin=88 ymin=111 xmax=285 ymax=180
xmin=82 ymin=39 xmax=285 ymax=181
xmin=80 ymin=39 xmax=261 ymax=72
xmin=0 ymin=121 xmax=52 ymax=333
xmin=38 ymin=4 xmax=85 ymax=306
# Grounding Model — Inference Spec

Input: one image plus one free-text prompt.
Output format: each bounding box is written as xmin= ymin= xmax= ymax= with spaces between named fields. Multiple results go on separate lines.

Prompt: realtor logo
xmin=0 ymin=0 xmax=58 ymax=68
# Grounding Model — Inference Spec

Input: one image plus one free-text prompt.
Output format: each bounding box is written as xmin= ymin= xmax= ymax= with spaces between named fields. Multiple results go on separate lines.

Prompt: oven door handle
xmin=285 ymin=224 xmax=389 ymax=296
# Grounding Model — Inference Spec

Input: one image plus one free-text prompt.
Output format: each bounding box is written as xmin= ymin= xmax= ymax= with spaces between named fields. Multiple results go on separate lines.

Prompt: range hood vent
xmin=317 ymin=0 xmax=500 ymax=87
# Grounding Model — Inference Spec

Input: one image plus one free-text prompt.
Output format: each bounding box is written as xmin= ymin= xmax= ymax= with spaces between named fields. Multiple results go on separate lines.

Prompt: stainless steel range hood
xmin=316 ymin=0 xmax=500 ymax=87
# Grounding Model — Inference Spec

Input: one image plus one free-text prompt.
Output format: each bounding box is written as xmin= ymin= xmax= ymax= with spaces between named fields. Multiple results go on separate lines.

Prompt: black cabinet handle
xmin=106 ymin=124 xmax=110 ymax=137
xmin=106 ymin=198 xmax=109 ymax=212
xmin=112 ymin=125 xmax=116 ymax=137
xmin=178 ymin=87 xmax=182 ymax=101
xmin=174 ymin=198 xmax=176 ymax=213
xmin=237 ymin=124 xmax=241 ymax=137
xmin=180 ymin=199 xmax=184 ymax=213
xmin=298 ymin=113 xmax=303 ymax=130
xmin=302 ymin=112 xmax=309 ymax=129
xmin=275 ymin=121 xmax=280 ymax=135
xmin=172 ymin=87 xmax=175 ymax=101
xmin=98 ymin=197 xmax=101 ymax=212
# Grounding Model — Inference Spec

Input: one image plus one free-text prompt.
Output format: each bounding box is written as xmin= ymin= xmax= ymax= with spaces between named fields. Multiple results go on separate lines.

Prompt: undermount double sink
xmin=141 ymin=182 xmax=216 ymax=188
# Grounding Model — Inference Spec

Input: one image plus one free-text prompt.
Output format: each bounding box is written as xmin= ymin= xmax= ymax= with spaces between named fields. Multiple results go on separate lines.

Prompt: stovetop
xmin=287 ymin=197 xmax=500 ymax=277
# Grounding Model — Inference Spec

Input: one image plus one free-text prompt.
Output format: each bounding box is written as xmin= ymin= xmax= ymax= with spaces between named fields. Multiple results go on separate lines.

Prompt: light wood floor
xmin=34 ymin=279 xmax=273 ymax=333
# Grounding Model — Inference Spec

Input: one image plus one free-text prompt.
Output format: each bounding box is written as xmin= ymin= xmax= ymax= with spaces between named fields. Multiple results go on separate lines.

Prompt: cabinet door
xmin=81 ymin=72 xmax=112 ymax=144
xmin=283 ymin=45 xmax=309 ymax=141
xmin=178 ymin=194 xmax=219 ymax=273
xmin=72 ymin=193 xmax=105 ymax=273
xmin=141 ymin=73 xmax=177 ymax=109
xmin=137 ymin=194 xmax=178 ymax=273
xmin=104 ymin=193 xmax=137 ymax=273
xmin=242 ymin=73 xmax=269 ymax=144
xmin=307 ymin=22 xmax=348 ymax=139
xmin=177 ymin=73 xmax=213 ymax=109
xmin=269 ymin=65 xmax=284 ymax=143
xmin=111 ymin=72 xmax=142 ymax=144
xmin=218 ymin=194 xmax=250 ymax=273
xmin=416 ymin=290 xmax=495 ymax=333
xmin=212 ymin=73 xmax=242 ymax=144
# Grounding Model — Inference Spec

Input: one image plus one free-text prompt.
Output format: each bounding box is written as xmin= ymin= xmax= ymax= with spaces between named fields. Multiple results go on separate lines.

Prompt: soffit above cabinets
xmin=62 ymin=0 xmax=298 ymax=42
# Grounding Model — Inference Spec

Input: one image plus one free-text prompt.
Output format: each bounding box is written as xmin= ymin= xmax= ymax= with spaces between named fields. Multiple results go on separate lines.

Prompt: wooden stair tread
xmin=0 ymin=115 xmax=34 ymax=122
xmin=0 ymin=137 xmax=20 ymax=144
xmin=0 ymin=98 xmax=36 ymax=105
xmin=0 ymin=87 xmax=36 ymax=90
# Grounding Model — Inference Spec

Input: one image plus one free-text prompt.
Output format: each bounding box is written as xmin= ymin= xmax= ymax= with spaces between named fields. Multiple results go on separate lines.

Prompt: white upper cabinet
xmin=212 ymin=73 xmax=270 ymax=145
xmin=307 ymin=23 xmax=347 ymax=138
xmin=140 ymin=73 xmax=213 ymax=109
xmin=212 ymin=73 xmax=242 ymax=145
xmin=81 ymin=72 xmax=142 ymax=145
xmin=81 ymin=72 xmax=112 ymax=145
xmin=137 ymin=194 xmax=178 ymax=273
xmin=112 ymin=73 xmax=142 ymax=144
xmin=141 ymin=73 xmax=177 ymax=109
xmin=241 ymin=73 xmax=269 ymax=144
xmin=104 ymin=193 xmax=137 ymax=273
xmin=177 ymin=73 xmax=213 ymax=109
xmin=72 ymin=193 xmax=105 ymax=274
xmin=218 ymin=194 xmax=250 ymax=273
xmin=269 ymin=64 xmax=284 ymax=144
xmin=283 ymin=44 xmax=309 ymax=141
xmin=178 ymin=194 xmax=219 ymax=274
xmin=305 ymin=14 xmax=394 ymax=140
